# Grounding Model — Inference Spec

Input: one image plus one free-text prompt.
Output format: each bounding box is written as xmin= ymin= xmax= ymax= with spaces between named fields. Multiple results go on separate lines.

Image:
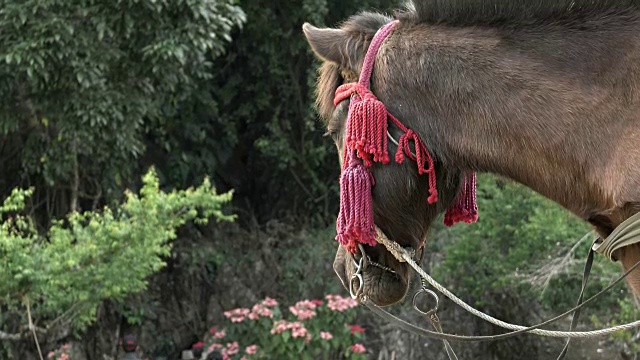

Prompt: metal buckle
xmin=413 ymin=287 xmax=439 ymax=317
xmin=349 ymin=245 xmax=369 ymax=299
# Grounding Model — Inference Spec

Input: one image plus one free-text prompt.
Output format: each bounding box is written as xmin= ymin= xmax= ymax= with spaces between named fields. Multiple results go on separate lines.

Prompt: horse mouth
xmin=332 ymin=233 xmax=413 ymax=307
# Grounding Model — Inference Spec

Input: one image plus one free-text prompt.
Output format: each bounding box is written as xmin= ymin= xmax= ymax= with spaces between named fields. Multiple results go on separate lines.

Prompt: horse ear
xmin=303 ymin=23 xmax=355 ymax=68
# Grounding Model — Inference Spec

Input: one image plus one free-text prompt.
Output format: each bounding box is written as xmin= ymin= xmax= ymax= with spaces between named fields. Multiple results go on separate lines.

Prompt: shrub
xmin=200 ymin=295 xmax=368 ymax=359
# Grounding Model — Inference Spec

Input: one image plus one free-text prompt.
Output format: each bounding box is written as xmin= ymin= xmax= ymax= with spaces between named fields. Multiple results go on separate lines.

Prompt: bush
xmin=431 ymin=174 xmax=637 ymax=358
xmin=198 ymin=295 xmax=368 ymax=359
xmin=0 ymin=169 xmax=234 ymax=348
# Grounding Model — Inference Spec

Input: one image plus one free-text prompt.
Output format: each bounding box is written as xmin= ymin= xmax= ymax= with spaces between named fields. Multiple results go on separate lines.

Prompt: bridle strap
xmin=556 ymin=247 xmax=594 ymax=360
xmin=358 ymin=20 xmax=399 ymax=88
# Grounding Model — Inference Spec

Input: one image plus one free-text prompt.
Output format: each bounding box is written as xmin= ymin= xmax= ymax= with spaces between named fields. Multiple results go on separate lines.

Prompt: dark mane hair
xmin=400 ymin=0 xmax=640 ymax=26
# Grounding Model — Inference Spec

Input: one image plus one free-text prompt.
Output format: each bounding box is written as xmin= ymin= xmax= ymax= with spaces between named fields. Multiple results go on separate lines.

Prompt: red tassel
xmin=331 ymin=20 xmax=480 ymax=253
xmin=336 ymin=155 xmax=377 ymax=253
xmin=394 ymin=127 xmax=438 ymax=204
xmin=444 ymin=172 xmax=479 ymax=226
xmin=345 ymin=93 xmax=390 ymax=167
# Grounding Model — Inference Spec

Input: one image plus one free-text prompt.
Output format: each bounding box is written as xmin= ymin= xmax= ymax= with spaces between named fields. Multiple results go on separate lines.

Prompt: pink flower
xmin=214 ymin=330 xmax=226 ymax=339
xmin=47 ymin=352 xmax=55 ymax=359
xmin=192 ymin=341 xmax=204 ymax=349
xmin=350 ymin=325 xmax=365 ymax=335
xmin=289 ymin=307 xmax=315 ymax=321
xmin=209 ymin=327 xmax=218 ymax=335
xmin=59 ymin=354 xmax=69 ymax=360
xmin=326 ymin=294 xmax=358 ymax=312
xmin=289 ymin=300 xmax=317 ymax=321
xmin=320 ymin=331 xmax=333 ymax=340
xmin=291 ymin=326 xmax=308 ymax=339
xmin=245 ymin=345 xmax=258 ymax=355
xmin=249 ymin=303 xmax=274 ymax=320
xmin=226 ymin=342 xmax=239 ymax=355
xmin=223 ymin=308 xmax=250 ymax=323
xmin=351 ymin=343 xmax=366 ymax=353
xmin=270 ymin=320 xmax=289 ymax=334
xmin=261 ymin=297 xmax=278 ymax=307
xmin=270 ymin=320 xmax=310 ymax=341
xmin=310 ymin=299 xmax=324 ymax=306
xmin=207 ymin=343 xmax=223 ymax=352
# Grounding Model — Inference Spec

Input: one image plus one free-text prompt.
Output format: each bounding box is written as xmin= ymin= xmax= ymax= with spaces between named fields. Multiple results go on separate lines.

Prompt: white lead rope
xmin=374 ymin=227 xmax=640 ymax=338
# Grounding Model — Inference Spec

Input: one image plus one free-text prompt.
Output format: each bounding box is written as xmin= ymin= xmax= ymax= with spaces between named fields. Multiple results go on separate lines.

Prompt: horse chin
xmin=333 ymin=243 xmax=412 ymax=307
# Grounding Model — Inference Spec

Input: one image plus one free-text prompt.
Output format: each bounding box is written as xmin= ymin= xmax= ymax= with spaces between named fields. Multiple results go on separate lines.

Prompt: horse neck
xmin=377 ymin=21 xmax=640 ymax=226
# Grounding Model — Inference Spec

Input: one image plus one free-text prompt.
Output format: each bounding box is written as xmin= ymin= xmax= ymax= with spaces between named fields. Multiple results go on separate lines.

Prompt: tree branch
xmin=70 ymin=137 xmax=79 ymax=213
xmin=0 ymin=325 xmax=46 ymax=341
xmin=0 ymin=330 xmax=23 ymax=341
xmin=25 ymin=296 xmax=45 ymax=360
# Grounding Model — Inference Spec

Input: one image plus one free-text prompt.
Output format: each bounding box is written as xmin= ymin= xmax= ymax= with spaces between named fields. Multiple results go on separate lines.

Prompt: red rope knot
xmin=336 ymin=82 xmax=391 ymax=167
xmin=334 ymin=83 xmax=369 ymax=106
xmin=394 ymin=127 xmax=438 ymax=204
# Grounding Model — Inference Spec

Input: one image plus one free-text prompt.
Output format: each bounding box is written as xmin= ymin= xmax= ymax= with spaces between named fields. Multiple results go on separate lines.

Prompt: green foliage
xmin=200 ymin=295 xmax=367 ymax=359
xmin=203 ymin=0 xmax=398 ymax=224
xmin=432 ymin=175 xmax=635 ymax=353
xmin=0 ymin=169 xmax=234 ymax=333
xmin=0 ymin=0 xmax=245 ymax=197
xmin=437 ymin=175 xmax=592 ymax=306
xmin=420 ymin=175 xmax=640 ymax=359
xmin=600 ymin=298 xmax=640 ymax=355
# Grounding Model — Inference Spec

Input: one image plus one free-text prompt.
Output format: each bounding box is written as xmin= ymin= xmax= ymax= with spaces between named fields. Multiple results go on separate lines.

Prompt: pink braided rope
xmin=359 ymin=20 xmax=400 ymax=88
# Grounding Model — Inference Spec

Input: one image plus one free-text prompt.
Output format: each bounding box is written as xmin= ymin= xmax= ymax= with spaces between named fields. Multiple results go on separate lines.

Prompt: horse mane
xmin=401 ymin=0 xmax=640 ymax=26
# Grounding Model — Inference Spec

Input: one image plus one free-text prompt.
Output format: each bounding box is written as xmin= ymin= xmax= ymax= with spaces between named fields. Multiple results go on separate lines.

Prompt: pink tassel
xmin=444 ymin=172 xmax=479 ymax=226
xmin=394 ymin=127 xmax=438 ymax=204
xmin=345 ymin=92 xmax=390 ymax=167
xmin=336 ymin=156 xmax=377 ymax=254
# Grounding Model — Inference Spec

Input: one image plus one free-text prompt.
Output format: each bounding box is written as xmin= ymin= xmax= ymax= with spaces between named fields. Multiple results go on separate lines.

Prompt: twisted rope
xmin=374 ymin=228 xmax=640 ymax=339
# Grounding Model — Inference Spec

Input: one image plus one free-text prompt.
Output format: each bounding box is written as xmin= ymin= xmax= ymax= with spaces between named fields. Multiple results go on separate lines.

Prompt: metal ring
xmin=349 ymin=254 xmax=365 ymax=299
xmin=352 ymin=252 xmax=365 ymax=272
xmin=413 ymin=288 xmax=439 ymax=316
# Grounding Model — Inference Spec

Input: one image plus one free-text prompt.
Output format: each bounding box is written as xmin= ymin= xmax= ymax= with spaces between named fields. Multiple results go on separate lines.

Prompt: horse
xmin=302 ymin=0 xmax=640 ymax=309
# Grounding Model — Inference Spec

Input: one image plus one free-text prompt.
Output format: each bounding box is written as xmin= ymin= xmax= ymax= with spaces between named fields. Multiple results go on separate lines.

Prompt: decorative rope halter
xmin=333 ymin=20 xmax=478 ymax=254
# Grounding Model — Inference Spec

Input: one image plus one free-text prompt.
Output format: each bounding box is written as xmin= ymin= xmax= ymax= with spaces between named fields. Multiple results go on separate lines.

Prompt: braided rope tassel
xmin=444 ymin=172 xmax=479 ymax=226
xmin=336 ymin=154 xmax=377 ymax=253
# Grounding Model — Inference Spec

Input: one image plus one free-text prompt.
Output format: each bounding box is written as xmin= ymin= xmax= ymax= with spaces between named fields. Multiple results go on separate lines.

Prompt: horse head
xmin=303 ymin=13 xmax=467 ymax=306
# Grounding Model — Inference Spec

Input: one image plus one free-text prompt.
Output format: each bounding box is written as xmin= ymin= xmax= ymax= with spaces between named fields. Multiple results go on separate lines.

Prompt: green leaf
xmin=0 ymin=170 xmax=234 ymax=331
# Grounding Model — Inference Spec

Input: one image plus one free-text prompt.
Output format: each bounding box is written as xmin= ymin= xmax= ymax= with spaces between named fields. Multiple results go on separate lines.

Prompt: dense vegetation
xmin=1 ymin=0 xmax=638 ymax=359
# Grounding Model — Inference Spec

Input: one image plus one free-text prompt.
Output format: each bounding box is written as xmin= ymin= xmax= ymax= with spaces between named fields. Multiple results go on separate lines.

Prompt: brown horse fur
xmin=303 ymin=0 xmax=640 ymax=307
